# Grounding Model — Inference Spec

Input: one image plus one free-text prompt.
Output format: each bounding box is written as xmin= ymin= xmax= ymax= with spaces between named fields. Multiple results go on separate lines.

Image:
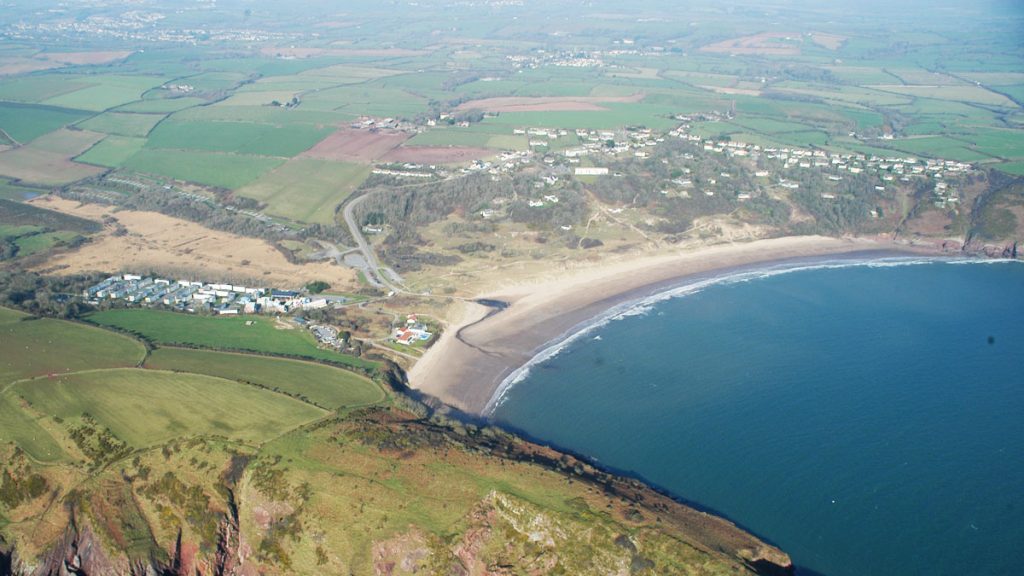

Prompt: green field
xmin=39 ymin=75 xmax=168 ymax=112
xmin=145 ymin=348 xmax=384 ymax=410
xmin=0 ymin=75 xmax=95 ymax=103
xmin=12 ymin=230 xmax=81 ymax=255
xmin=172 ymin=105 xmax=352 ymax=126
xmin=77 ymin=111 xmax=165 ymax=137
xmin=0 ymin=102 xmax=91 ymax=143
xmin=0 ymin=311 xmax=147 ymax=462
xmin=145 ymin=120 xmax=333 ymax=157
xmin=122 ymin=148 xmax=284 ymax=189
xmin=75 ymin=135 xmax=147 ymax=167
xmin=0 ymin=315 xmax=145 ymax=384
xmin=236 ymin=158 xmax=369 ymax=224
xmin=114 ymin=97 xmax=207 ymax=113
xmin=87 ymin=309 xmax=377 ymax=371
xmin=13 ymin=368 xmax=326 ymax=448
xmin=0 ymin=198 xmax=102 ymax=233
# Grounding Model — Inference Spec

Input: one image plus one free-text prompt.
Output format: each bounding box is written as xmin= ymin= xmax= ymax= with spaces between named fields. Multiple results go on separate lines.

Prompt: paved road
xmin=341 ymin=192 xmax=404 ymax=293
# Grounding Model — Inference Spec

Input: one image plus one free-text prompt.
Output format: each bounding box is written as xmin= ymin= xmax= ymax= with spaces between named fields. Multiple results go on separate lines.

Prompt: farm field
xmin=0 ymin=102 xmax=91 ymax=143
xmin=236 ymin=158 xmax=369 ymax=224
xmin=0 ymin=313 xmax=145 ymax=384
xmin=77 ymin=111 xmax=165 ymax=137
xmin=145 ymin=120 xmax=333 ymax=157
xmin=39 ymin=75 xmax=168 ymax=111
xmin=87 ymin=309 xmax=378 ymax=371
xmin=114 ymin=96 xmax=207 ymax=113
xmin=12 ymin=230 xmax=81 ymax=256
xmin=301 ymin=128 xmax=410 ymax=163
xmin=0 ymin=128 xmax=106 ymax=185
xmin=75 ymin=135 xmax=147 ymax=167
xmin=122 ymin=148 xmax=283 ymax=189
xmin=13 ymin=368 xmax=326 ymax=448
xmin=144 ymin=348 xmax=384 ymax=410
xmin=0 ymin=310 xmax=147 ymax=461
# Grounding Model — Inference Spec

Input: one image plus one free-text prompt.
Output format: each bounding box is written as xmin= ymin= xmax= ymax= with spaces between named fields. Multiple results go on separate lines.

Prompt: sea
xmin=490 ymin=257 xmax=1024 ymax=576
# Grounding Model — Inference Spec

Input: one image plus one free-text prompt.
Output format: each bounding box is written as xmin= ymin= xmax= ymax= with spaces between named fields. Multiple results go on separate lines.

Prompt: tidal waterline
xmin=492 ymin=259 xmax=1024 ymax=576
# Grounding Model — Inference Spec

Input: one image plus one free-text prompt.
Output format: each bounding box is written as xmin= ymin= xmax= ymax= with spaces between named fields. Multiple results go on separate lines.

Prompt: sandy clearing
xmin=455 ymin=94 xmax=644 ymax=113
xmin=409 ymin=236 xmax=936 ymax=415
xmin=381 ymin=146 xmax=495 ymax=165
xmin=301 ymin=128 xmax=410 ymax=163
xmin=28 ymin=196 xmax=358 ymax=290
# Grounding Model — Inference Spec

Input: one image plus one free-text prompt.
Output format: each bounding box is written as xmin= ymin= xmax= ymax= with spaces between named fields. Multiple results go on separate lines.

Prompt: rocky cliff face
xmin=1 ymin=409 xmax=793 ymax=576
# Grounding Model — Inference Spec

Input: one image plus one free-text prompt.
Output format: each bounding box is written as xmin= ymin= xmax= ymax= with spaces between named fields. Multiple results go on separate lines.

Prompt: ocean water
xmin=491 ymin=259 xmax=1024 ymax=576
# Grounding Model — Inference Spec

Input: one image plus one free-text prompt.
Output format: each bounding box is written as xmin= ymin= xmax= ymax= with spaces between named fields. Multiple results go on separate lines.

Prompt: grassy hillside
xmin=87 ymin=309 xmax=377 ymax=371
xmin=144 ymin=347 xmax=384 ymax=410
xmin=0 ymin=302 xmax=787 ymax=575
xmin=14 ymin=368 xmax=326 ymax=448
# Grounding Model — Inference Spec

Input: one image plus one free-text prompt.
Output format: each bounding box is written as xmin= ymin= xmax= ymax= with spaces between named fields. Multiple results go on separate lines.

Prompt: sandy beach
xmin=409 ymin=235 xmax=935 ymax=415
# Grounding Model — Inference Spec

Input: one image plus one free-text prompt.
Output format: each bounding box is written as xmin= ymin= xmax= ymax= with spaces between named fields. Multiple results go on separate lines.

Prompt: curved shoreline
xmin=408 ymin=235 xmax=948 ymax=415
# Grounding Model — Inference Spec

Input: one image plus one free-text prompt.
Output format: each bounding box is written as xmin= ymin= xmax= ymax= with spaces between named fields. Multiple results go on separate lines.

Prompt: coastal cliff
xmin=0 ymin=405 xmax=792 ymax=576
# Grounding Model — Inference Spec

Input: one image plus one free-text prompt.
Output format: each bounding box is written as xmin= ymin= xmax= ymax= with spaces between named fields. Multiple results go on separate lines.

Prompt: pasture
xmin=13 ymin=368 xmax=326 ymax=448
xmin=0 ymin=311 xmax=147 ymax=461
xmin=145 ymin=120 xmax=333 ymax=157
xmin=144 ymin=348 xmax=384 ymax=410
xmin=114 ymin=97 xmax=207 ymax=113
xmin=0 ymin=75 xmax=95 ymax=103
xmin=13 ymin=230 xmax=81 ymax=256
xmin=0 ymin=145 xmax=103 ymax=185
xmin=236 ymin=158 xmax=369 ymax=224
xmin=87 ymin=309 xmax=377 ymax=371
xmin=122 ymin=149 xmax=284 ymax=189
xmin=0 ymin=314 xmax=146 ymax=384
xmin=39 ymin=75 xmax=168 ymax=112
xmin=0 ymin=102 xmax=91 ymax=143
xmin=75 ymin=135 xmax=147 ymax=167
xmin=77 ymin=111 xmax=165 ymax=137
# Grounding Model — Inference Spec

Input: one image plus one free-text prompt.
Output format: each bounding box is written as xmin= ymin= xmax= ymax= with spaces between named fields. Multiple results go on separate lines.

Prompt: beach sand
xmin=409 ymin=236 xmax=930 ymax=415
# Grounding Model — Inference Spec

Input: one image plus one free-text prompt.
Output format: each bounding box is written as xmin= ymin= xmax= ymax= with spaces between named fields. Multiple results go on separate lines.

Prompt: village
xmin=83 ymin=274 xmax=343 ymax=316
xmin=83 ymin=274 xmax=434 ymax=351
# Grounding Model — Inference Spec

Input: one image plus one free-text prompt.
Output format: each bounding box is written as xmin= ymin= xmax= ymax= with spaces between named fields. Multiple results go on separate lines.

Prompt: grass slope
xmin=145 ymin=348 xmax=383 ymax=410
xmin=87 ymin=309 xmax=377 ymax=371
xmin=13 ymin=368 xmax=326 ymax=448
xmin=0 ymin=311 xmax=147 ymax=462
